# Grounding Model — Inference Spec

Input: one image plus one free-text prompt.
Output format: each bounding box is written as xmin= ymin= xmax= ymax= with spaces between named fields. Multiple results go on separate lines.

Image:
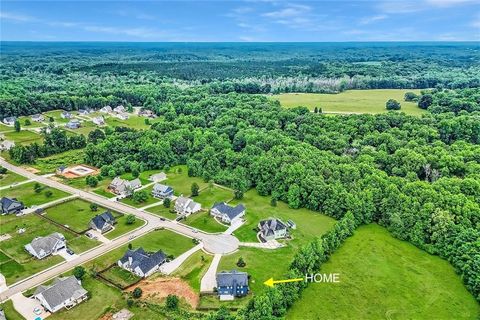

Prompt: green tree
xmin=191 ymin=182 xmax=199 ymax=196
xmin=24 ymin=119 xmax=31 ymax=126
xmin=90 ymin=203 xmax=98 ymax=211
xmin=165 ymin=294 xmax=179 ymax=310
xmin=163 ymin=197 xmax=171 ymax=208
xmin=73 ymin=266 xmax=86 ymax=280
xmin=270 ymin=197 xmax=277 ymax=207
xmin=14 ymin=119 xmax=21 ymax=132
xmin=131 ymin=190 xmax=148 ymax=204
xmin=236 ymin=257 xmax=246 ymax=267
xmin=34 ymin=182 xmax=42 ymax=193
xmin=126 ymin=214 xmax=136 ymax=225
xmin=132 ymin=287 xmax=142 ymax=299
xmin=45 ymin=190 xmax=53 ymax=198
xmin=418 ymin=94 xmax=433 ymax=109
xmin=386 ymin=99 xmax=401 ymax=110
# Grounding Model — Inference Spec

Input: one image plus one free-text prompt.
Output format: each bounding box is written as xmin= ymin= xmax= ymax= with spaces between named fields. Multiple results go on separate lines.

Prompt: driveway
xmin=224 ymin=219 xmax=244 ymax=235
xmin=56 ymin=248 xmax=78 ymax=261
xmin=11 ymin=293 xmax=50 ymax=320
xmin=239 ymin=240 xmax=285 ymax=249
xmin=200 ymin=254 xmax=222 ymax=292
xmin=160 ymin=244 xmax=203 ymax=275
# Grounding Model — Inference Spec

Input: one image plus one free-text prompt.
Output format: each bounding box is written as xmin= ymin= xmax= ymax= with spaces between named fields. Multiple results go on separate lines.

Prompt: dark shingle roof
xmin=91 ymin=211 xmax=115 ymax=229
xmin=119 ymin=247 xmax=166 ymax=274
xmin=216 ymin=270 xmax=248 ymax=287
xmin=1 ymin=197 xmax=24 ymax=212
xmin=212 ymin=202 xmax=245 ymax=220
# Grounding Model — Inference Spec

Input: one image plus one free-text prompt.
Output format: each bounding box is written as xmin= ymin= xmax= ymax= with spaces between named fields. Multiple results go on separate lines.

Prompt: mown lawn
xmin=272 ymin=89 xmax=425 ymax=116
xmin=44 ymin=199 xmax=114 ymax=233
xmin=0 ymin=214 xmax=98 ymax=284
xmin=5 ymin=181 xmax=70 ymax=207
xmin=30 ymin=149 xmax=86 ymax=174
xmin=43 ymin=110 xmax=70 ymax=124
xmin=193 ymin=186 xmax=233 ymax=208
xmin=147 ymin=204 xmax=177 ymax=219
xmin=173 ymin=250 xmax=213 ymax=292
xmin=120 ymin=185 xmax=162 ymax=208
xmin=104 ymin=215 xmax=144 ymax=240
xmin=183 ymin=211 xmax=227 ymax=233
xmin=230 ymin=189 xmax=335 ymax=245
xmin=87 ymin=229 xmax=194 ymax=271
xmin=0 ymin=300 xmax=24 ymax=320
xmin=4 ymin=130 xmax=43 ymax=145
xmin=0 ymin=170 xmax=27 ymax=186
xmin=286 ymin=224 xmax=480 ymax=320
xmin=163 ymin=165 xmax=207 ymax=196
xmin=100 ymin=265 xmax=141 ymax=288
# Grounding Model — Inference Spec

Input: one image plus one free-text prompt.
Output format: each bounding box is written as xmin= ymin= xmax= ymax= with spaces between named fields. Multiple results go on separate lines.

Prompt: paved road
xmin=200 ymin=254 xmax=222 ymax=292
xmin=0 ymin=158 xmax=239 ymax=301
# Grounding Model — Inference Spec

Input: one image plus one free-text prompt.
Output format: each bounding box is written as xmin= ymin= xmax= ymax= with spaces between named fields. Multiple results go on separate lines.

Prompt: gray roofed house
xmin=0 ymin=309 xmax=5 ymax=320
xmin=2 ymin=117 xmax=16 ymax=126
xmin=151 ymin=183 xmax=174 ymax=199
xmin=113 ymin=105 xmax=126 ymax=113
xmin=0 ymin=140 xmax=15 ymax=151
xmin=60 ymin=111 xmax=72 ymax=119
xmin=92 ymin=116 xmax=105 ymax=126
xmin=31 ymin=114 xmax=45 ymax=122
xmin=34 ymin=276 xmax=88 ymax=313
xmin=108 ymin=177 xmax=142 ymax=196
xmin=148 ymin=172 xmax=167 ymax=182
xmin=100 ymin=106 xmax=112 ymax=113
xmin=117 ymin=247 xmax=167 ymax=277
xmin=216 ymin=270 xmax=249 ymax=300
xmin=0 ymin=197 xmax=25 ymax=215
xmin=174 ymin=196 xmax=201 ymax=216
xmin=258 ymin=218 xmax=288 ymax=242
xmin=65 ymin=119 xmax=81 ymax=129
xmin=25 ymin=232 xmax=66 ymax=259
xmin=90 ymin=211 xmax=115 ymax=233
xmin=211 ymin=202 xmax=246 ymax=224
xmin=78 ymin=109 xmax=89 ymax=115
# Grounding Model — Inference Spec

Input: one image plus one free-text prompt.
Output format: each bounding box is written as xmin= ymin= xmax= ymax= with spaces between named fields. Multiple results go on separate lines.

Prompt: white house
xmin=25 ymin=232 xmax=66 ymax=259
xmin=116 ymin=113 xmax=129 ymax=120
xmin=113 ymin=105 xmax=126 ymax=113
xmin=108 ymin=177 xmax=142 ymax=196
xmin=0 ymin=140 xmax=15 ymax=151
xmin=148 ymin=172 xmax=167 ymax=182
xmin=117 ymin=247 xmax=166 ymax=278
xmin=2 ymin=117 xmax=16 ymax=126
xmin=100 ymin=106 xmax=112 ymax=113
xmin=60 ymin=111 xmax=72 ymax=119
xmin=31 ymin=114 xmax=45 ymax=122
xmin=151 ymin=183 xmax=174 ymax=199
xmin=92 ymin=116 xmax=105 ymax=126
xmin=34 ymin=276 xmax=88 ymax=313
xmin=211 ymin=202 xmax=246 ymax=225
xmin=174 ymin=196 xmax=201 ymax=216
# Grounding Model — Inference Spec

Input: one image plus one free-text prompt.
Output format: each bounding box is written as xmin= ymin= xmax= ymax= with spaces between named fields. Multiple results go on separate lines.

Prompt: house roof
xmin=216 ymin=270 xmax=248 ymax=287
xmin=129 ymin=178 xmax=141 ymax=189
xmin=26 ymin=233 xmax=65 ymax=256
xmin=149 ymin=172 xmax=166 ymax=181
xmin=91 ymin=211 xmax=115 ymax=230
xmin=259 ymin=218 xmax=287 ymax=236
xmin=212 ymin=202 xmax=246 ymax=220
xmin=119 ymin=247 xmax=166 ymax=274
xmin=32 ymin=114 xmax=43 ymax=119
xmin=153 ymin=183 xmax=173 ymax=194
xmin=3 ymin=117 xmax=16 ymax=122
xmin=35 ymin=276 xmax=87 ymax=310
xmin=0 ymin=197 xmax=24 ymax=211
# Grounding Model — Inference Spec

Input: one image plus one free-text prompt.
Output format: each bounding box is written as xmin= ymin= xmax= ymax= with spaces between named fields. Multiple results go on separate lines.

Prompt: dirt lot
xmin=128 ymin=277 xmax=199 ymax=308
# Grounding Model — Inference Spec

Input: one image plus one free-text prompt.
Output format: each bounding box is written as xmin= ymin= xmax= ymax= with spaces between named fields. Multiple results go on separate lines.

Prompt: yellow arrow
xmin=263 ymin=277 xmax=304 ymax=287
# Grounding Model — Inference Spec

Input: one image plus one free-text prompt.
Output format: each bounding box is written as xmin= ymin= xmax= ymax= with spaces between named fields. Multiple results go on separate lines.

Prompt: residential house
xmin=89 ymin=211 xmax=115 ymax=233
xmin=34 ymin=276 xmax=88 ymax=313
xmin=117 ymin=247 xmax=166 ymax=278
xmin=2 ymin=117 xmax=16 ymax=126
xmin=0 ymin=309 xmax=5 ymax=320
xmin=0 ymin=140 xmax=15 ymax=151
xmin=216 ymin=270 xmax=249 ymax=300
xmin=148 ymin=172 xmax=166 ymax=182
xmin=25 ymin=232 xmax=66 ymax=259
xmin=92 ymin=116 xmax=105 ymax=126
xmin=257 ymin=218 xmax=288 ymax=242
xmin=113 ymin=105 xmax=126 ymax=113
xmin=174 ymin=196 xmax=201 ymax=216
xmin=100 ymin=106 xmax=112 ymax=113
xmin=65 ymin=119 xmax=81 ymax=129
xmin=211 ymin=202 xmax=246 ymax=225
xmin=139 ymin=109 xmax=156 ymax=118
xmin=151 ymin=183 xmax=174 ymax=199
xmin=116 ymin=113 xmax=129 ymax=120
xmin=108 ymin=177 xmax=142 ymax=196
xmin=60 ymin=111 xmax=72 ymax=119
xmin=77 ymin=109 xmax=89 ymax=115
xmin=0 ymin=197 xmax=25 ymax=215
xmin=31 ymin=114 xmax=45 ymax=122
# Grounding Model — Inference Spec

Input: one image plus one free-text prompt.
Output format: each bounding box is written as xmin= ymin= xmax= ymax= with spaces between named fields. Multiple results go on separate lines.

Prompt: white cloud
xmin=359 ymin=14 xmax=388 ymax=25
xmin=262 ymin=4 xmax=311 ymax=18
xmin=0 ymin=11 xmax=38 ymax=22
xmin=425 ymin=0 xmax=476 ymax=7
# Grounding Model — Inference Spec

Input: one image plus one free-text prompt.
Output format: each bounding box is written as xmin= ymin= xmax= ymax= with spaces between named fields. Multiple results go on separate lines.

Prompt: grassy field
xmin=44 ymin=199 xmax=114 ymax=233
xmin=286 ymin=224 xmax=480 ymax=320
xmin=104 ymin=215 xmax=144 ymax=240
xmin=100 ymin=265 xmax=141 ymax=288
xmin=271 ymin=89 xmax=425 ymax=116
xmin=193 ymin=186 xmax=234 ymax=208
xmin=105 ymin=116 xmax=154 ymax=130
xmin=120 ymin=185 xmax=162 ymax=208
xmin=147 ymin=204 xmax=176 ymax=219
xmin=0 ymin=300 xmax=24 ymax=320
xmin=163 ymin=165 xmax=207 ymax=196
xmin=230 ymin=189 xmax=336 ymax=245
xmin=173 ymin=250 xmax=213 ymax=292
xmin=5 ymin=181 xmax=70 ymax=207
xmin=30 ymin=149 xmax=86 ymax=174
xmin=0 ymin=214 xmax=98 ymax=284
xmin=0 ymin=170 xmax=27 ymax=186
xmin=183 ymin=211 xmax=227 ymax=233
xmin=4 ymin=130 xmax=43 ymax=145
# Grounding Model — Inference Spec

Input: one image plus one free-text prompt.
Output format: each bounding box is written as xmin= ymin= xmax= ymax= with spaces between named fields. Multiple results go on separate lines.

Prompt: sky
xmin=1 ymin=0 xmax=479 ymax=41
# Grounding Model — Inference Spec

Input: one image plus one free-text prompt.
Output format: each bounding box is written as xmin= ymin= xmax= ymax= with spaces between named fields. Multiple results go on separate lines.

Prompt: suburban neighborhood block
xmin=211 ymin=202 xmax=246 ymax=225
xmin=118 ymin=247 xmax=167 ymax=278
xmin=216 ymin=270 xmax=249 ymax=300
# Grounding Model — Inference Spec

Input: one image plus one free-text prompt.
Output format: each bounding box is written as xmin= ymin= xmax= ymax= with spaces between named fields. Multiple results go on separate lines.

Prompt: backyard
xmin=162 ymin=165 xmax=207 ymax=196
xmin=192 ymin=185 xmax=234 ymax=208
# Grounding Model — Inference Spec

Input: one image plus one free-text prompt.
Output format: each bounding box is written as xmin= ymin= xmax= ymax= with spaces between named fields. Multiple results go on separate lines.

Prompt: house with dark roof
xmin=258 ymin=218 xmax=288 ymax=242
xmin=211 ymin=202 xmax=246 ymax=225
xmin=174 ymin=196 xmax=201 ymax=216
xmin=25 ymin=232 xmax=66 ymax=259
xmin=151 ymin=183 xmax=174 ymax=199
xmin=216 ymin=270 xmax=249 ymax=300
xmin=89 ymin=211 xmax=115 ymax=233
xmin=2 ymin=117 xmax=16 ymax=126
xmin=0 ymin=197 xmax=25 ymax=215
xmin=34 ymin=276 xmax=88 ymax=313
xmin=117 ymin=247 xmax=167 ymax=277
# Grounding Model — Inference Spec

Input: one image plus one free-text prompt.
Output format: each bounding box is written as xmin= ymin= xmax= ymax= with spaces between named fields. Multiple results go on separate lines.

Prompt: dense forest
xmin=2 ymin=43 xmax=479 ymax=318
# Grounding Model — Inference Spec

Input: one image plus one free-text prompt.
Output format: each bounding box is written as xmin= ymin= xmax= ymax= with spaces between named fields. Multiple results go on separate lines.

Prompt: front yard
xmin=182 ymin=211 xmax=227 ymax=233
xmin=5 ymin=181 xmax=70 ymax=207
xmin=0 ymin=170 xmax=27 ymax=186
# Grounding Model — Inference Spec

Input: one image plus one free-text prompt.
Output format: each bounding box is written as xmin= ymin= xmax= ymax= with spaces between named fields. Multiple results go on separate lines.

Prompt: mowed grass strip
xmin=193 ymin=185 xmax=234 ymax=208
xmin=230 ymin=189 xmax=336 ymax=246
xmin=286 ymin=224 xmax=480 ymax=320
xmin=163 ymin=165 xmax=207 ymax=196
xmin=5 ymin=181 xmax=70 ymax=207
xmin=173 ymin=250 xmax=213 ymax=292
xmin=182 ymin=211 xmax=227 ymax=233
xmin=4 ymin=130 xmax=43 ymax=145
xmin=271 ymin=89 xmax=425 ymax=116
xmin=0 ymin=214 xmax=98 ymax=284
xmin=0 ymin=170 xmax=27 ymax=186
xmin=104 ymin=215 xmax=144 ymax=240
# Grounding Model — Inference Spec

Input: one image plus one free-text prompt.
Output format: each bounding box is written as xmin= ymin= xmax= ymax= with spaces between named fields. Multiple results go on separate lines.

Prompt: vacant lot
xmin=30 ymin=149 xmax=85 ymax=174
xmin=163 ymin=165 xmax=207 ymax=196
xmin=287 ymin=224 xmax=479 ymax=320
xmin=183 ymin=211 xmax=227 ymax=233
xmin=0 ymin=214 xmax=99 ymax=284
xmin=193 ymin=185 xmax=233 ymax=208
xmin=5 ymin=181 xmax=69 ymax=207
xmin=173 ymin=250 xmax=213 ymax=292
xmin=0 ymin=170 xmax=27 ymax=186
xmin=230 ymin=189 xmax=335 ymax=245
xmin=120 ymin=185 xmax=161 ymax=208
xmin=104 ymin=215 xmax=144 ymax=240
xmin=4 ymin=130 xmax=43 ymax=145
xmin=100 ymin=265 xmax=141 ymax=288
xmin=272 ymin=89 xmax=425 ymax=115
xmin=146 ymin=204 xmax=176 ymax=219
